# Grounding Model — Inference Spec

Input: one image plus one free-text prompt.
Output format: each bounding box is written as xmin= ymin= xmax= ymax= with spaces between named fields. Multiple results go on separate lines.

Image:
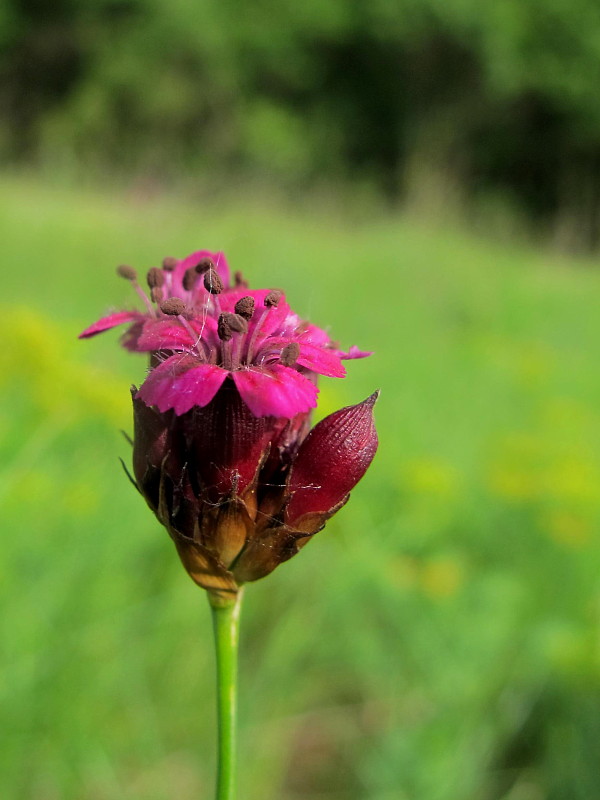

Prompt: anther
xmin=117 ymin=264 xmax=137 ymax=281
xmin=195 ymin=257 xmax=214 ymax=274
xmin=234 ymin=271 xmax=248 ymax=288
xmin=234 ymin=296 xmax=255 ymax=320
xmin=217 ymin=312 xmax=248 ymax=341
xmin=183 ymin=267 xmax=198 ymax=291
xmin=147 ymin=267 xmax=165 ymax=289
xmin=264 ymin=290 xmax=282 ymax=307
xmin=162 ymin=257 xmax=178 ymax=271
xmin=161 ymin=298 xmax=187 ymax=316
xmin=151 ymin=287 xmax=164 ymax=304
xmin=279 ymin=342 xmax=300 ymax=367
xmin=204 ymin=268 xmax=223 ymax=295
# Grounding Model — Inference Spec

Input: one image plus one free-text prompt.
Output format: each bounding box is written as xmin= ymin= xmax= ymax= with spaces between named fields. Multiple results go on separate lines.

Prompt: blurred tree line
xmin=3 ymin=0 xmax=600 ymax=249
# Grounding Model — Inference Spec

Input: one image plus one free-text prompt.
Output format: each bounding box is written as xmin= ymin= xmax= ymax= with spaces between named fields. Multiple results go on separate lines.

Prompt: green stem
xmin=209 ymin=590 xmax=243 ymax=800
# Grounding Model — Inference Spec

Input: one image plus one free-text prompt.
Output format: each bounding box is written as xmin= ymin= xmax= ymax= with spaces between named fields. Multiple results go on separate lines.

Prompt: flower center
xmin=213 ymin=291 xmax=292 ymax=372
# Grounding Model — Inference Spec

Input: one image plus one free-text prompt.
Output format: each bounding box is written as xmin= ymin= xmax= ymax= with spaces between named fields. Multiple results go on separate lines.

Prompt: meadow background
xmin=2 ymin=2 xmax=600 ymax=799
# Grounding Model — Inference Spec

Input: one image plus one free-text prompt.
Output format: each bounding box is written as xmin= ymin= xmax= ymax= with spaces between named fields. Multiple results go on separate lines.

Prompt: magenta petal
xmin=285 ymin=392 xmax=379 ymax=524
xmin=245 ymin=292 xmax=290 ymax=337
xmin=136 ymin=319 xmax=195 ymax=351
xmin=137 ymin=354 xmax=228 ymax=415
xmin=262 ymin=338 xmax=346 ymax=377
xmin=295 ymin=343 xmax=346 ymax=377
xmin=79 ymin=311 xmax=144 ymax=339
xmin=339 ymin=345 xmax=372 ymax=359
xmin=121 ymin=320 xmax=145 ymax=351
xmin=296 ymin=322 xmax=331 ymax=347
xmin=233 ymin=365 xmax=318 ymax=418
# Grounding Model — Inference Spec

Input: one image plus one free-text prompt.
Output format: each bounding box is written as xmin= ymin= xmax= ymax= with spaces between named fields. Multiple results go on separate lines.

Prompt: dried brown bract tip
xmin=162 ymin=257 xmax=178 ymax=271
xmin=264 ymin=290 xmax=282 ymax=307
xmin=234 ymin=271 xmax=248 ymax=288
xmin=147 ymin=267 xmax=165 ymax=289
xmin=217 ymin=312 xmax=248 ymax=341
xmin=234 ymin=296 xmax=255 ymax=320
xmin=195 ymin=257 xmax=214 ymax=274
xmin=204 ymin=268 xmax=223 ymax=295
xmin=117 ymin=264 xmax=137 ymax=281
xmin=279 ymin=342 xmax=300 ymax=367
xmin=161 ymin=297 xmax=186 ymax=316
xmin=151 ymin=287 xmax=164 ymax=304
xmin=183 ymin=267 xmax=198 ymax=291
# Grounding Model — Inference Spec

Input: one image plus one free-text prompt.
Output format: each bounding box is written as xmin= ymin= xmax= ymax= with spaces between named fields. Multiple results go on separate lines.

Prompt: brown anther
xmin=280 ymin=342 xmax=300 ymax=367
xmin=195 ymin=257 xmax=214 ymax=274
xmin=234 ymin=271 xmax=249 ymax=288
xmin=117 ymin=264 xmax=137 ymax=281
xmin=162 ymin=257 xmax=178 ymax=271
xmin=204 ymin=268 xmax=223 ymax=295
xmin=161 ymin=297 xmax=187 ymax=316
xmin=264 ymin=290 xmax=282 ymax=307
xmin=151 ymin=287 xmax=164 ymax=304
xmin=234 ymin=296 xmax=255 ymax=320
xmin=147 ymin=267 xmax=165 ymax=288
xmin=217 ymin=312 xmax=248 ymax=341
xmin=183 ymin=267 xmax=198 ymax=291
xmin=218 ymin=315 xmax=232 ymax=342
xmin=228 ymin=313 xmax=248 ymax=334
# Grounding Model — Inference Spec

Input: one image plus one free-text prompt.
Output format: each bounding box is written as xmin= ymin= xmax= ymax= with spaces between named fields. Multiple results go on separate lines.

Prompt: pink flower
xmin=81 ymin=251 xmax=378 ymax=600
xmin=80 ymin=251 xmax=370 ymax=419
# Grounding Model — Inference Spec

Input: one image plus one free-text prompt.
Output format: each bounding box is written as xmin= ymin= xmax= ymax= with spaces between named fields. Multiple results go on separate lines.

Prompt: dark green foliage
xmin=3 ymin=1 xmax=600 ymax=243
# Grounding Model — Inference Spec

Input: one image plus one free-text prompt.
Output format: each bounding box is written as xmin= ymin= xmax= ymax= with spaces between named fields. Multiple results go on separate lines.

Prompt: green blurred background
xmin=2 ymin=2 xmax=600 ymax=798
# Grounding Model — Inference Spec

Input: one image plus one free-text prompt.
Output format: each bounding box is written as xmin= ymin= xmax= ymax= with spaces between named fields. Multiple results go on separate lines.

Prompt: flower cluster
xmin=81 ymin=251 xmax=378 ymax=602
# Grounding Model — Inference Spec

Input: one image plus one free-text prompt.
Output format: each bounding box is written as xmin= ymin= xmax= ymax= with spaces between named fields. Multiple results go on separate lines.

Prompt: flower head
xmin=81 ymin=250 xmax=378 ymax=602
xmin=80 ymin=250 xmax=370 ymax=419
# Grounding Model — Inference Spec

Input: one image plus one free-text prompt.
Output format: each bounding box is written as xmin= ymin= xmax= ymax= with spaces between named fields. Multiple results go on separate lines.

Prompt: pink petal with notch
xmin=137 ymin=354 xmax=228 ymax=415
xmin=78 ymin=310 xmax=145 ymax=339
xmin=233 ymin=364 xmax=318 ymax=418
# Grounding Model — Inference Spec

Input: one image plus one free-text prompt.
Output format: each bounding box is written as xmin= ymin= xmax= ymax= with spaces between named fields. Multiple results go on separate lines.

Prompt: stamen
xmin=229 ymin=314 xmax=248 ymax=334
xmin=234 ymin=296 xmax=255 ymax=320
xmin=217 ymin=312 xmax=248 ymax=341
xmin=118 ymin=264 xmax=157 ymax=314
xmin=264 ymin=290 xmax=282 ymax=307
xmin=217 ymin=313 xmax=246 ymax=370
xmin=245 ymin=307 xmax=269 ymax=364
xmin=151 ymin=287 xmax=164 ymax=304
xmin=161 ymin=298 xmax=187 ymax=316
xmin=162 ymin=257 xmax=178 ymax=271
xmin=279 ymin=342 xmax=300 ymax=367
xmin=245 ymin=291 xmax=282 ymax=362
xmin=183 ymin=267 xmax=198 ymax=291
xmin=147 ymin=267 xmax=165 ymax=288
xmin=117 ymin=264 xmax=137 ymax=281
xmin=159 ymin=298 xmax=205 ymax=357
xmin=204 ymin=268 xmax=223 ymax=295
xmin=195 ymin=257 xmax=214 ymax=274
xmin=234 ymin=271 xmax=248 ymax=288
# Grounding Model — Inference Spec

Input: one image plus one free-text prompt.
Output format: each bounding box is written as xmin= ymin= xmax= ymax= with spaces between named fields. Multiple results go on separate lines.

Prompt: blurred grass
xmin=2 ymin=175 xmax=600 ymax=800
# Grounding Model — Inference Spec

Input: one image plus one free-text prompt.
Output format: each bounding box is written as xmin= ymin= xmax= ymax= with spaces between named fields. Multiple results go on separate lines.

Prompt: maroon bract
xmin=81 ymin=251 xmax=378 ymax=601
